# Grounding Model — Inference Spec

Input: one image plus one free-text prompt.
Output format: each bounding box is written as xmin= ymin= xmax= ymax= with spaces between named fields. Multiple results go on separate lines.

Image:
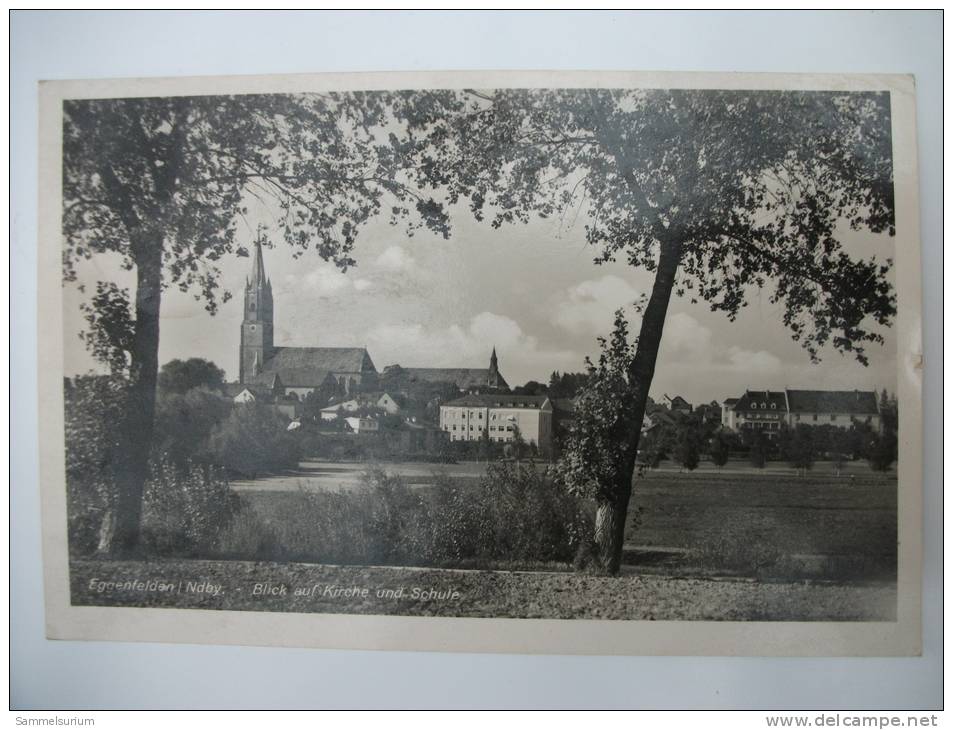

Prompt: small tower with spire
xmin=487 ymin=346 xmax=502 ymax=388
xmin=239 ymin=230 xmax=274 ymax=383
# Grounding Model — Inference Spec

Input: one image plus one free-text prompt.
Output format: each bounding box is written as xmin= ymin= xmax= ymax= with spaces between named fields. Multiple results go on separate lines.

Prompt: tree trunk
xmin=594 ymin=491 xmax=631 ymax=574
xmin=598 ymin=236 xmax=684 ymax=575
xmin=98 ymin=239 xmax=163 ymax=557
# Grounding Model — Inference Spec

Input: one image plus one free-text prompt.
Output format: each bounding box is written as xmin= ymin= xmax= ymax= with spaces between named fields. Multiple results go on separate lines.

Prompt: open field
xmin=69 ymin=463 xmax=897 ymax=620
xmin=229 ymin=459 xmax=488 ymax=493
xmin=229 ymin=458 xmax=889 ymax=493
xmin=626 ymin=469 xmax=897 ymax=581
xmin=232 ymin=461 xmax=897 ymax=582
xmin=70 ymin=559 xmax=896 ymax=621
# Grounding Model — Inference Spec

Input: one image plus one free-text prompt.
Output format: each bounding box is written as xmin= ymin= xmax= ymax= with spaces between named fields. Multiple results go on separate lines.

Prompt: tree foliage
xmin=407 ymin=87 xmax=895 ymax=572
xmin=674 ymin=420 xmax=702 ymax=471
xmin=157 ymin=358 xmax=226 ymax=395
xmin=556 ymin=310 xmax=638 ymax=502
xmin=63 ymin=92 xmax=454 ymax=553
xmin=412 ymin=88 xmax=895 ymax=365
xmin=709 ymin=431 xmax=730 ymax=468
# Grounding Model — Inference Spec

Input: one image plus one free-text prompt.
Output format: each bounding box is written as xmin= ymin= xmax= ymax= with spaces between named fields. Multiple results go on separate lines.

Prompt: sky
xmin=63 ymin=198 xmax=899 ymax=406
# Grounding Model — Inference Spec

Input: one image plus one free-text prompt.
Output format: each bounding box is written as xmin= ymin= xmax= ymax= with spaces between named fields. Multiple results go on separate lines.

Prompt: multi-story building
xmin=721 ymin=388 xmax=881 ymax=438
xmin=439 ymin=394 xmax=554 ymax=456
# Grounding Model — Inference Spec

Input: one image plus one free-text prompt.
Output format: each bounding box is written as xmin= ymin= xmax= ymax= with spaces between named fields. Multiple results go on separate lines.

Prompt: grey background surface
xmin=11 ymin=10 xmax=942 ymax=710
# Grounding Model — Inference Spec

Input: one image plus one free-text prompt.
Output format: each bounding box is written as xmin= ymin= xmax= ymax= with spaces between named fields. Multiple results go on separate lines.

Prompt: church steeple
xmin=240 ymin=230 xmax=274 ymax=383
xmin=488 ymin=346 xmax=502 ymax=388
xmin=250 ymin=234 xmax=268 ymax=289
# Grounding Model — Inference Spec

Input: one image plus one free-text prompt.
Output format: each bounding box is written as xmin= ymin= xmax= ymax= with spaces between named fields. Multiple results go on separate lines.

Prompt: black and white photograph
xmin=36 ymin=70 xmax=923 ymax=655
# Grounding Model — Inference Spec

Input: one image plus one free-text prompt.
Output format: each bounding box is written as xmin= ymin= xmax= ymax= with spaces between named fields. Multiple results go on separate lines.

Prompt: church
xmin=237 ymin=239 xmax=507 ymax=399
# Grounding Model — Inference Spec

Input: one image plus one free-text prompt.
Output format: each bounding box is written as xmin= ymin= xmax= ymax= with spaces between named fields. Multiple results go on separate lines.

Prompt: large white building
xmin=722 ymin=389 xmax=881 ymax=438
xmin=439 ymin=394 xmax=554 ymax=456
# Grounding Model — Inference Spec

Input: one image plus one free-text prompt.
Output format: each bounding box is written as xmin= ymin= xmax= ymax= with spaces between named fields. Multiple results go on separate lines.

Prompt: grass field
xmin=625 ymin=469 xmax=897 ymax=581
xmin=230 ymin=461 xmax=897 ymax=583
xmin=68 ymin=461 xmax=897 ymax=620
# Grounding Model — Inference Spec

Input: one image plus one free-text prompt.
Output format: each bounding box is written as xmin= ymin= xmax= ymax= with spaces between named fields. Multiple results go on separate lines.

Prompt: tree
xmin=152 ymin=386 xmax=231 ymax=466
xmin=786 ymin=424 xmax=816 ymax=474
xmin=709 ymin=431 xmax=730 ymax=468
xmin=748 ymin=431 xmax=769 ymax=469
xmin=547 ymin=371 xmax=590 ymax=399
xmin=413 ymin=88 xmax=895 ymax=572
xmin=157 ymin=358 xmax=226 ymax=395
xmin=556 ymin=311 xmax=639 ymax=573
xmin=673 ymin=420 xmax=702 ymax=471
xmin=512 ymin=380 xmax=547 ymax=396
xmin=868 ymin=432 xmax=897 ymax=472
xmin=64 ymin=93 xmax=450 ymax=554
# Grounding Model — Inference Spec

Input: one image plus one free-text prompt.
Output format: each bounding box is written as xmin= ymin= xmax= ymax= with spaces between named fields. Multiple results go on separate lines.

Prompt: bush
xmin=215 ymin=464 xmax=591 ymax=569
xmin=868 ymin=432 xmax=897 ymax=472
xmin=153 ymin=386 xmax=230 ymax=465
xmin=674 ymin=423 xmax=701 ymax=471
xmin=785 ymin=424 xmax=816 ymax=471
xmin=709 ymin=433 xmax=730 ymax=468
xmin=64 ymin=375 xmax=128 ymax=556
xmin=140 ymin=457 xmax=240 ymax=557
xmin=208 ymin=402 xmax=301 ymax=477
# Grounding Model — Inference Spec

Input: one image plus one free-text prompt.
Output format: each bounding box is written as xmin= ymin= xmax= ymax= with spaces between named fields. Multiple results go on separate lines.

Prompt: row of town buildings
xmin=227 ymin=239 xmax=885 ymax=455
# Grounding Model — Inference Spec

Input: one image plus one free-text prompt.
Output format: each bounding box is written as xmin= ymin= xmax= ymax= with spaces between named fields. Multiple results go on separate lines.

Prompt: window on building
xmin=751 ymin=403 xmax=757 ymax=410
xmin=771 ymin=403 xmax=777 ymax=409
xmin=812 ymin=414 xmax=818 ymax=422
xmin=761 ymin=402 xmax=767 ymax=409
xmin=452 ymin=425 xmax=456 ymax=431
xmin=469 ymin=425 xmax=473 ymax=431
xmin=506 ymin=426 xmax=513 ymax=432
xmin=478 ymin=412 xmax=483 ymax=419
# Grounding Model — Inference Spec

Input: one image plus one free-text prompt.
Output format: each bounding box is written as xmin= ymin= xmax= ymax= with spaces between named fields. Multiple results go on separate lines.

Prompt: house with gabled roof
xmin=721 ymin=388 xmax=881 ymax=437
xmin=786 ymin=389 xmax=880 ymax=430
xmin=661 ymin=393 xmax=693 ymax=413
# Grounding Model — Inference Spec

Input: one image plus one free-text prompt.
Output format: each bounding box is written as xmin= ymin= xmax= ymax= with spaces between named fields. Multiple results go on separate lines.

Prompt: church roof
xmin=243 ymin=371 xmax=282 ymax=390
xmin=261 ymin=347 xmax=375 ymax=386
xmin=392 ymin=367 xmax=506 ymax=390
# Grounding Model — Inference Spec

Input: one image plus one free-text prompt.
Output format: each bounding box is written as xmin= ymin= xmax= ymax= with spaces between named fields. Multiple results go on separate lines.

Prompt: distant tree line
xmin=634 ymin=390 xmax=897 ymax=474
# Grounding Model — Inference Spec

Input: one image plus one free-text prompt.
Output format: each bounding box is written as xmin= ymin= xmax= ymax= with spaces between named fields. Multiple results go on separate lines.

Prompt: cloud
xmin=374 ymin=245 xmax=416 ymax=273
xmin=659 ymin=312 xmax=782 ymax=376
xmin=366 ymin=311 xmax=581 ymax=383
xmin=551 ymin=275 xmax=642 ymax=335
xmin=285 ymin=263 xmax=372 ymax=296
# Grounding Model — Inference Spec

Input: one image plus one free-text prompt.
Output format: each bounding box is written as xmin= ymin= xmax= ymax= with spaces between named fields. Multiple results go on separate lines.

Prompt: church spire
xmin=240 ymin=227 xmax=275 ymax=384
xmin=488 ymin=346 xmax=501 ymax=388
xmin=251 ymin=228 xmax=267 ymax=287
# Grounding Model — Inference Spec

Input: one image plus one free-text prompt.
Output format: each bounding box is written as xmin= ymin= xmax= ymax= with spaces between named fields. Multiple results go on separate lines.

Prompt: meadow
xmin=228 ymin=459 xmax=897 ymax=583
xmin=69 ymin=459 xmax=898 ymax=620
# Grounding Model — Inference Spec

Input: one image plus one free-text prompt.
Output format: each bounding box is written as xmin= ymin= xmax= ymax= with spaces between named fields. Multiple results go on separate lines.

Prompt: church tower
xmin=239 ymin=235 xmax=274 ymax=384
